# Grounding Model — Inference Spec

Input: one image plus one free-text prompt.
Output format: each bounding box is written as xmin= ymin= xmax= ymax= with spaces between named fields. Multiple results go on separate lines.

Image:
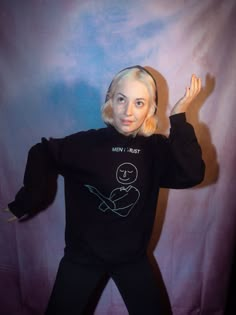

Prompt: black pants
xmin=45 ymin=255 xmax=162 ymax=315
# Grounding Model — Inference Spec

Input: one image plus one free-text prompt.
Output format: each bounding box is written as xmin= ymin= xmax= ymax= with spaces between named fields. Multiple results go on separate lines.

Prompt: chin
xmin=122 ymin=127 xmax=138 ymax=136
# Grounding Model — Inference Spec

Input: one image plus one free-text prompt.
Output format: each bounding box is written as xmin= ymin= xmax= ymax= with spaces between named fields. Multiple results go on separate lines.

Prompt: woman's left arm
xmin=159 ymin=74 xmax=205 ymax=188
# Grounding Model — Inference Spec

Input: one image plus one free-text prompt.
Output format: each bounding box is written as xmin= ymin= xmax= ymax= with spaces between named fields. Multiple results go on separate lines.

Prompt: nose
xmin=124 ymin=101 xmax=133 ymax=116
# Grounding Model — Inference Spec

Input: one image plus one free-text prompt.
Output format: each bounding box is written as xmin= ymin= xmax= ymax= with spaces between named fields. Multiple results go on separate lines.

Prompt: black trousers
xmin=45 ymin=255 xmax=162 ymax=315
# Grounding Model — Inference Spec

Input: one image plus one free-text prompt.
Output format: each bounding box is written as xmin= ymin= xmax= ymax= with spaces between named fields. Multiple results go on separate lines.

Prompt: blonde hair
xmin=101 ymin=67 xmax=158 ymax=137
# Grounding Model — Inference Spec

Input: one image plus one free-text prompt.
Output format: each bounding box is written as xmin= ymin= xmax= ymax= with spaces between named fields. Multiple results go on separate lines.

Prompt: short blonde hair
xmin=101 ymin=66 xmax=158 ymax=137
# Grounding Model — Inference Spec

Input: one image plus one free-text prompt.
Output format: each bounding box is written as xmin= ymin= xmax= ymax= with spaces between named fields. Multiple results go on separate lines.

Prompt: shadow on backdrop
xmin=144 ymin=67 xmax=218 ymax=315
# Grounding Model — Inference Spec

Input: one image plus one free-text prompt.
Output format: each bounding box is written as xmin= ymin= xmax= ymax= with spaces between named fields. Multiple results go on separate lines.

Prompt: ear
xmin=147 ymin=103 xmax=156 ymax=118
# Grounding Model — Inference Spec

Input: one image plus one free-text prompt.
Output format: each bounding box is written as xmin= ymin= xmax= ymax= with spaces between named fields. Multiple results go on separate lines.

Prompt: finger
xmin=191 ymin=74 xmax=201 ymax=97
xmin=185 ymin=86 xmax=190 ymax=98
xmin=193 ymin=74 xmax=199 ymax=94
xmin=194 ymin=75 xmax=201 ymax=92
xmin=7 ymin=216 xmax=17 ymax=223
xmin=194 ymin=75 xmax=198 ymax=93
xmin=3 ymin=208 xmax=10 ymax=212
xmin=188 ymin=75 xmax=196 ymax=98
xmin=197 ymin=77 xmax=202 ymax=93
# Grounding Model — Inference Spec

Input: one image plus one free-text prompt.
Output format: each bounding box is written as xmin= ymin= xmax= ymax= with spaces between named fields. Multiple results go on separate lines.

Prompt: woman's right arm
xmin=7 ymin=138 xmax=60 ymax=219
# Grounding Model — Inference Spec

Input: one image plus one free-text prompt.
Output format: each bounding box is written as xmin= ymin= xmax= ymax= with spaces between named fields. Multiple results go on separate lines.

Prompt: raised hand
xmin=170 ymin=74 xmax=201 ymax=115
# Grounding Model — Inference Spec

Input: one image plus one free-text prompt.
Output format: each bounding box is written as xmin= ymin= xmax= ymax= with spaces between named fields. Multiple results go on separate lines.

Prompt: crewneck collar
xmin=107 ymin=124 xmax=138 ymax=140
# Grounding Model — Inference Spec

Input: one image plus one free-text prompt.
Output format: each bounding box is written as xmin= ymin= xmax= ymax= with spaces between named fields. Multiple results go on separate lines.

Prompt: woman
xmin=4 ymin=66 xmax=205 ymax=314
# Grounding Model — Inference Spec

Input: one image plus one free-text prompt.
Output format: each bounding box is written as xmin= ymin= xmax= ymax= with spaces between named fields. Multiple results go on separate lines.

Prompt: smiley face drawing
xmin=85 ymin=162 xmax=140 ymax=217
xmin=116 ymin=163 xmax=138 ymax=185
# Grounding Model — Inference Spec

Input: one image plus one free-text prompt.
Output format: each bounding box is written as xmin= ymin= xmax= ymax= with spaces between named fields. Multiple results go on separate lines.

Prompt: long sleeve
xmin=8 ymin=138 xmax=59 ymax=219
xmin=158 ymin=113 xmax=205 ymax=189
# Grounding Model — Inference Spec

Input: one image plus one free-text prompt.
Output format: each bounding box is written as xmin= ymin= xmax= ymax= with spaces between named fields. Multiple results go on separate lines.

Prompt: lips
xmin=121 ymin=119 xmax=133 ymax=125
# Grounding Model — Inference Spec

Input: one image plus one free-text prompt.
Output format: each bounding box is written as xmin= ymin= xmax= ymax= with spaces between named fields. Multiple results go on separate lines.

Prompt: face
xmin=111 ymin=78 xmax=151 ymax=135
xmin=116 ymin=163 xmax=138 ymax=185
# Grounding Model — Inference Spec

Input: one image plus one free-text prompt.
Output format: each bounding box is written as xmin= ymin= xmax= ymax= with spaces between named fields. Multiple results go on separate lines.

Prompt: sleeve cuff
xmin=8 ymin=201 xmax=28 ymax=219
xmin=169 ymin=113 xmax=186 ymax=126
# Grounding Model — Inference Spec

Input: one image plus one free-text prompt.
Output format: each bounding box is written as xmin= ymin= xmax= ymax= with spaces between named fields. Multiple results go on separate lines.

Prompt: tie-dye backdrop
xmin=1 ymin=0 xmax=235 ymax=314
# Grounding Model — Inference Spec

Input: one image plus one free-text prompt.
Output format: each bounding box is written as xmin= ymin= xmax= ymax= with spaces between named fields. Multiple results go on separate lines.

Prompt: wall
xmin=0 ymin=0 xmax=236 ymax=314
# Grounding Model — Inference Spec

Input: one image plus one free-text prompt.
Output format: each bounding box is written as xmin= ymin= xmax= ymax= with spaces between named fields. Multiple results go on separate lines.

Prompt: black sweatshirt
xmin=8 ymin=113 xmax=205 ymax=264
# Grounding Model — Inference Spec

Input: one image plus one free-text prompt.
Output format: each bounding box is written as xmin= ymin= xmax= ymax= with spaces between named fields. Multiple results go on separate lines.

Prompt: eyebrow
xmin=117 ymin=93 xmax=147 ymax=101
xmin=117 ymin=93 xmax=126 ymax=97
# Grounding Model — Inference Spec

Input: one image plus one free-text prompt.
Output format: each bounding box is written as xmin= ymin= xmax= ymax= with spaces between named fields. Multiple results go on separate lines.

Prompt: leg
xmin=45 ymin=257 xmax=105 ymax=315
xmin=111 ymin=256 xmax=163 ymax=315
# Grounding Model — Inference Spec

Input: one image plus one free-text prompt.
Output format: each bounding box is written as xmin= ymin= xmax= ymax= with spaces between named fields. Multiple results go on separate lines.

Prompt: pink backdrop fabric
xmin=0 ymin=0 xmax=236 ymax=314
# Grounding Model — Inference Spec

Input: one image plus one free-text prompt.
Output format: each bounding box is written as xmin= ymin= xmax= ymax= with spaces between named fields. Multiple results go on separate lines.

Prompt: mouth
xmin=118 ymin=177 xmax=130 ymax=181
xmin=121 ymin=119 xmax=133 ymax=126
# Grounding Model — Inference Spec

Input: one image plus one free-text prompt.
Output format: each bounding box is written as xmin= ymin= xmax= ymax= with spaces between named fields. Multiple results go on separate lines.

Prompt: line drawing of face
xmin=116 ymin=162 xmax=138 ymax=185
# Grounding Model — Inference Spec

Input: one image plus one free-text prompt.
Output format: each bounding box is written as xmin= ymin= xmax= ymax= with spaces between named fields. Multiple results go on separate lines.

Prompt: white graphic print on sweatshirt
xmin=85 ymin=162 xmax=140 ymax=217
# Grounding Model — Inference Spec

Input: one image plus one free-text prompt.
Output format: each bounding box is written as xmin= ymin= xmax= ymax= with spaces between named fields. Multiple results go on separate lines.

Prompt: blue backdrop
xmin=1 ymin=0 xmax=236 ymax=314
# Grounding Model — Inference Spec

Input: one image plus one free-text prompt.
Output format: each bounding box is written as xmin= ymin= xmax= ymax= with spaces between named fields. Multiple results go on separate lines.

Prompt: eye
xmin=117 ymin=96 xmax=126 ymax=104
xmin=135 ymin=100 xmax=145 ymax=107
